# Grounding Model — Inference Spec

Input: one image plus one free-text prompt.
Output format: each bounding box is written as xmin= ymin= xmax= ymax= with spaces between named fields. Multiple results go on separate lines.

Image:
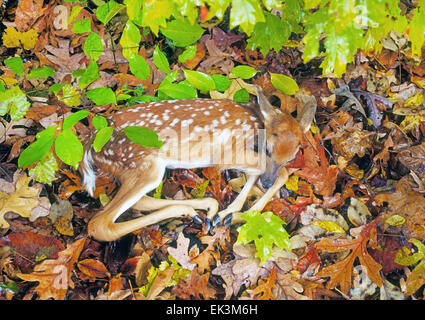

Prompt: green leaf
xmin=28 ymin=151 xmax=59 ymax=185
xmin=78 ymin=60 xmax=100 ymax=90
xmin=73 ymin=18 xmax=92 ymax=33
xmin=233 ymin=88 xmax=250 ymax=103
xmin=55 ymin=129 xmax=83 ymax=168
xmin=83 ymin=33 xmax=103 ymax=61
xmin=211 ymin=74 xmax=231 ymax=92
xmin=92 ymin=115 xmax=108 ymax=130
xmin=123 ymin=126 xmax=163 ymax=149
xmin=4 ymin=57 xmax=24 ymax=76
xmin=129 ymin=55 xmax=150 ymax=81
xmin=178 ymin=45 xmax=197 ymax=63
xmin=48 ymin=83 xmax=64 ymax=94
xmin=0 ymin=86 xmax=31 ymax=121
xmin=63 ymin=110 xmax=90 ymax=130
xmin=231 ymin=65 xmax=257 ymax=79
xmin=27 ymin=66 xmax=55 ymax=79
xmin=86 ymin=87 xmax=117 ymax=105
xmin=153 ymin=46 xmax=171 ymax=74
xmin=270 ymin=73 xmax=299 ymax=95
xmin=410 ymin=3 xmax=425 ymax=58
xmin=68 ymin=6 xmax=84 ymax=24
xmin=120 ymin=20 xmax=140 ymax=60
xmin=183 ymin=70 xmax=215 ymax=92
xmin=160 ymin=18 xmax=204 ymax=47
xmin=190 ymin=180 xmax=209 ymax=199
xmin=93 ymin=126 xmax=113 ymax=152
xmin=18 ymin=126 xmax=57 ymax=168
xmin=158 ymin=82 xmax=197 ymax=100
xmin=0 ymin=82 xmax=5 ymax=93
xmin=247 ymin=11 xmax=291 ymax=56
xmin=153 ymin=180 xmax=163 ymax=199
xmin=236 ymin=211 xmax=291 ymax=265
xmin=96 ymin=0 xmax=125 ymax=25
xmin=230 ymin=0 xmax=265 ymax=35
xmin=125 ymin=0 xmax=143 ymax=24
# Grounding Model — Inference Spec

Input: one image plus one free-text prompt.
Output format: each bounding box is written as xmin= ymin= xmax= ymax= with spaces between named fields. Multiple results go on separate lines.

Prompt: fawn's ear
xmin=255 ymin=86 xmax=281 ymax=123
xmin=295 ymin=93 xmax=317 ymax=133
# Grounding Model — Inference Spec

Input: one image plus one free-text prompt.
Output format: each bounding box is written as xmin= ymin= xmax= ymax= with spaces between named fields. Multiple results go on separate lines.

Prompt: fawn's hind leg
xmin=132 ymin=196 xmax=219 ymax=218
xmin=88 ymin=161 xmax=197 ymax=241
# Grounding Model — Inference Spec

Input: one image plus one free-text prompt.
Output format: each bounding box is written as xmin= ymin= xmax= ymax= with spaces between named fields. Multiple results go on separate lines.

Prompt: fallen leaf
xmin=17 ymin=237 xmax=86 ymax=300
xmin=315 ymin=220 xmax=383 ymax=294
xmin=295 ymin=133 xmax=338 ymax=197
xmin=78 ymin=259 xmax=110 ymax=281
xmin=0 ymin=173 xmax=49 ymax=228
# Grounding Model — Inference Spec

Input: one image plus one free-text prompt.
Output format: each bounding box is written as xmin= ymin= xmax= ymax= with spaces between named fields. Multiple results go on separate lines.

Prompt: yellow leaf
xmin=345 ymin=164 xmax=364 ymax=179
xmin=2 ymin=27 xmax=38 ymax=50
xmin=20 ymin=29 xmax=39 ymax=50
xmin=0 ymin=174 xmax=42 ymax=228
xmin=2 ymin=27 xmax=21 ymax=48
xmin=285 ymin=175 xmax=298 ymax=192
xmin=58 ymin=84 xmax=81 ymax=107
xmin=311 ymin=220 xmax=346 ymax=234
xmin=405 ymin=93 xmax=423 ymax=107
xmin=385 ymin=214 xmax=406 ymax=226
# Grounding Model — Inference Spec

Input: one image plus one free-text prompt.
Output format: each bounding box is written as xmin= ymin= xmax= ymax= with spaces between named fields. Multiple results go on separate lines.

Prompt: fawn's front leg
xmin=231 ymin=167 xmax=289 ymax=224
xmin=211 ymin=174 xmax=260 ymax=221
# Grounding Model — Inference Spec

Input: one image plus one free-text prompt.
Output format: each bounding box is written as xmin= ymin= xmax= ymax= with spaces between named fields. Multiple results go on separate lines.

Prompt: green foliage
xmin=4 ymin=57 xmax=24 ymax=76
xmin=83 ymin=33 xmax=103 ymax=61
xmin=0 ymin=86 xmax=31 ymax=121
xmin=73 ymin=18 xmax=92 ymax=34
xmin=160 ymin=18 xmax=204 ymax=47
xmin=27 ymin=66 xmax=55 ymax=79
xmin=18 ymin=126 xmax=57 ymax=169
xmin=153 ymin=46 xmax=171 ymax=74
xmin=28 ymin=151 xmax=59 ymax=185
xmin=178 ymin=45 xmax=197 ymax=63
xmin=183 ymin=70 xmax=215 ymax=92
xmin=231 ymin=65 xmax=257 ymax=79
xmin=129 ymin=55 xmax=150 ymax=81
xmin=93 ymin=126 xmax=114 ymax=152
xmin=270 ymin=73 xmax=299 ymax=95
xmin=86 ymin=88 xmax=117 ymax=105
xmin=236 ymin=211 xmax=291 ymax=264
xmin=211 ymin=74 xmax=231 ymax=92
xmin=123 ymin=126 xmax=163 ymax=149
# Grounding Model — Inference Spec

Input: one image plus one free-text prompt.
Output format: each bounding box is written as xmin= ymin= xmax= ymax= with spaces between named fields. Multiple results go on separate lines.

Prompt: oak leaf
xmin=295 ymin=133 xmax=338 ymax=197
xmin=315 ymin=220 xmax=382 ymax=294
xmin=173 ymin=268 xmax=216 ymax=299
xmin=17 ymin=237 xmax=86 ymax=300
xmin=0 ymin=173 xmax=49 ymax=228
xmin=375 ymin=177 xmax=425 ymax=240
xmin=247 ymin=266 xmax=277 ymax=300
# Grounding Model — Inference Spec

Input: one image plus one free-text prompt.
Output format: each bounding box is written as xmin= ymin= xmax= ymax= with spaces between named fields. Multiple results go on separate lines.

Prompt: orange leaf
xmin=248 ymin=266 xmax=277 ymax=300
xmin=295 ymin=133 xmax=338 ymax=197
xmin=315 ymin=220 xmax=382 ymax=293
xmin=17 ymin=237 xmax=86 ymax=300
xmin=78 ymin=259 xmax=110 ymax=281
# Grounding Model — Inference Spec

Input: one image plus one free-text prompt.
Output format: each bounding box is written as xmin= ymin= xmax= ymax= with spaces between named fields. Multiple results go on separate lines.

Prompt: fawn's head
xmin=256 ymin=88 xmax=317 ymax=188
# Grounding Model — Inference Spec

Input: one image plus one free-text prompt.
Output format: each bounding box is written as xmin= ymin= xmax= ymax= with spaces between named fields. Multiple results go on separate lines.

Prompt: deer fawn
xmin=81 ymin=87 xmax=316 ymax=241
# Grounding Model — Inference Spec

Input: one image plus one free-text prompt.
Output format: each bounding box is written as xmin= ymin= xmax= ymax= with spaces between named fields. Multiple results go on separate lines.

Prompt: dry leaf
xmin=17 ymin=237 xmax=86 ymax=300
xmin=0 ymin=173 xmax=49 ymax=228
xmin=315 ymin=220 xmax=382 ymax=294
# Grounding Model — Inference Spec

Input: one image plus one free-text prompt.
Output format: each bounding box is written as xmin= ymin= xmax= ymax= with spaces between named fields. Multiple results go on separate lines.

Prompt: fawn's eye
xmin=272 ymin=133 xmax=278 ymax=138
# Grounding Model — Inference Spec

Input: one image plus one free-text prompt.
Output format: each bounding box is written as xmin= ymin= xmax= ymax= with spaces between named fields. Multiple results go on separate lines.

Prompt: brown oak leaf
xmin=315 ymin=220 xmax=382 ymax=294
xmin=17 ymin=237 xmax=86 ymax=300
xmin=295 ymin=133 xmax=338 ymax=197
